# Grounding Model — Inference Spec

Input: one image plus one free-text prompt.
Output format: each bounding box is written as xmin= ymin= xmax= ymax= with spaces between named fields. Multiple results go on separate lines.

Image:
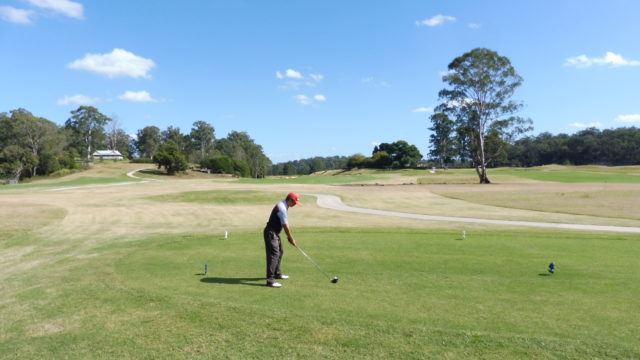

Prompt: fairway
xmin=1 ymin=164 xmax=640 ymax=359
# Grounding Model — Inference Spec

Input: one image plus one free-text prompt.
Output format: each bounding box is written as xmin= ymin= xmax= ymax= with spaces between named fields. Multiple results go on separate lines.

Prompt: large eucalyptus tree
xmin=436 ymin=48 xmax=532 ymax=183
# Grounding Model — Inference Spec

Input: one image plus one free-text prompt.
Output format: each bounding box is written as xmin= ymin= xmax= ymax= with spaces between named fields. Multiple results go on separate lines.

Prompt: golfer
xmin=264 ymin=192 xmax=300 ymax=288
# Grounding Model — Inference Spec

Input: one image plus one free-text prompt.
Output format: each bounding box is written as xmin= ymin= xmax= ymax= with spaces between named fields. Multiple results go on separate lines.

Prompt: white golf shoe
xmin=267 ymin=282 xmax=282 ymax=288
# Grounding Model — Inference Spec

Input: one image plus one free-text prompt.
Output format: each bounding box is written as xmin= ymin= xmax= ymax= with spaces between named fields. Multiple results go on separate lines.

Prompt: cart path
xmin=305 ymin=193 xmax=640 ymax=234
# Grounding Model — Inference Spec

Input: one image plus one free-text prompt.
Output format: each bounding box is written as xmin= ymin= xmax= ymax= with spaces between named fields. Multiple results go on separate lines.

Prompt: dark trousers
xmin=264 ymin=228 xmax=283 ymax=282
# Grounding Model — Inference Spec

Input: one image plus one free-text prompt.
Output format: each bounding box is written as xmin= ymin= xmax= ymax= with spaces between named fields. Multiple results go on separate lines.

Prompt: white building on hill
xmin=92 ymin=150 xmax=124 ymax=161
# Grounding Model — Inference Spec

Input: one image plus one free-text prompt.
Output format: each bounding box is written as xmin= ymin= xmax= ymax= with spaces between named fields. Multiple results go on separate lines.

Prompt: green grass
xmin=492 ymin=168 xmax=640 ymax=183
xmin=147 ymin=190 xmax=284 ymax=204
xmin=417 ymin=166 xmax=640 ymax=184
xmin=237 ymin=174 xmax=380 ymax=185
xmin=3 ymin=228 xmax=639 ymax=359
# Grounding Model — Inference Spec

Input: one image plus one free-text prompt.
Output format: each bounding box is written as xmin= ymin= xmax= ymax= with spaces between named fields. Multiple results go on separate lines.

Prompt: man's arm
xmin=282 ymin=223 xmax=297 ymax=247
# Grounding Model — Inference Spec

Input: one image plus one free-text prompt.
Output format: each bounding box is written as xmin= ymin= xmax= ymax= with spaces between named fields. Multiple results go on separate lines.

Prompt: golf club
xmin=296 ymin=246 xmax=339 ymax=283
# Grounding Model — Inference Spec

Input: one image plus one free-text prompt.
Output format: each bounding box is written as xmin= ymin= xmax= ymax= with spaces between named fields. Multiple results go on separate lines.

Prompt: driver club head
xmin=331 ymin=277 xmax=339 ymax=284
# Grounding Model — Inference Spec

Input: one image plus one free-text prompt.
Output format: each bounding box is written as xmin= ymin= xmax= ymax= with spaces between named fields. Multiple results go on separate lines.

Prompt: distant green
xmin=493 ymin=168 xmax=640 ymax=183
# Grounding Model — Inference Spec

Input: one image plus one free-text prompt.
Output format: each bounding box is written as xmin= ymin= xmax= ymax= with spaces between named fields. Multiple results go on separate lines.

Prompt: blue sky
xmin=2 ymin=0 xmax=639 ymax=163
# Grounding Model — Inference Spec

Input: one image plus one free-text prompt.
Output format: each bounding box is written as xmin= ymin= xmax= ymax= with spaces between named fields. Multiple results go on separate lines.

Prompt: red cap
xmin=287 ymin=192 xmax=301 ymax=204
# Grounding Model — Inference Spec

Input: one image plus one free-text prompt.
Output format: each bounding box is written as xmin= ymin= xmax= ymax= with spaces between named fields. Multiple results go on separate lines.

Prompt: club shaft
xmin=296 ymin=247 xmax=331 ymax=280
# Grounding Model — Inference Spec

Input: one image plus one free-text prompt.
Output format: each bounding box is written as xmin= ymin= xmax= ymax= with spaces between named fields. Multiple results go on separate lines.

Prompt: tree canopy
xmin=65 ymin=106 xmax=112 ymax=160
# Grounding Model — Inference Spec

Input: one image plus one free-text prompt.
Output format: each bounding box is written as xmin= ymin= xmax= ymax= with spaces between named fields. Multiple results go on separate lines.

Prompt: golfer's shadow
xmin=199 ymin=276 xmax=265 ymax=287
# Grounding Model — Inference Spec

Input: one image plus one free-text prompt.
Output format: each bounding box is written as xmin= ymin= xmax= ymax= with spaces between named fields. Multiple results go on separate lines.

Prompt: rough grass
xmin=432 ymin=186 xmax=640 ymax=220
xmin=147 ymin=190 xmax=284 ymax=204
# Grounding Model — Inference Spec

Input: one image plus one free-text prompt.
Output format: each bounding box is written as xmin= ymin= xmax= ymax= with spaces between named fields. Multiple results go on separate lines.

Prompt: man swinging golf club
xmin=263 ymin=192 xmax=300 ymax=288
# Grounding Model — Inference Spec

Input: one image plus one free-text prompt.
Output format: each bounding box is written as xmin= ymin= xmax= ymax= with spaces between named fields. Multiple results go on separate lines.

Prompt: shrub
xmin=201 ymin=156 xmax=234 ymax=174
xmin=154 ymin=142 xmax=189 ymax=175
xmin=233 ymin=160 xmax=250 ymax=177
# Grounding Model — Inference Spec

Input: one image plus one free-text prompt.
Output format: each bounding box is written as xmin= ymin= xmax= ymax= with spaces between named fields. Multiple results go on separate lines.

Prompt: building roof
xmin=92 ymin=150 xmax=123 ymax=156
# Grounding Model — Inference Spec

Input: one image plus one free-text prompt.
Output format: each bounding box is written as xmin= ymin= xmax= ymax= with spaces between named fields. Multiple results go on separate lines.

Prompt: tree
xmin=135 ymin=126 xmax=162 ymax=159
xmin=214 ymin=131 xmax=271 ymax=178
xmin=154 ymin=141 xmax=188 ymax=175
xmin=201 ymin=155 xmax=234 ymax=174
xmin=65 ymin=106 xmax=111 ymax=160
xmin=436 ymin=48 xmax=532 ymax=183
xmin=1 ymin=109 xmax=66 ymax=177
xmin=347 ymin=154 xmax=367 ymax=169
xmin=190 ymin=121 xmax=216 ymax=163
xmin=1 ymin=145 xmax=38 ymax=181
xmin=567 ymin=128 xmax=600 ymax=165
xmin=371 ymin=151 xmax=392 ymax=168
xmin=162 ymin=126 xmax=191 ymax=154
xmin=375 ymin=140 xmax=422 ymax=168
xmin=310 ymin=157 xmax=326 ymax=173
xmin=428 ymin=112 xmax=457 ymax=168
xmin=106 ymin=117 xmax=133 ymax=158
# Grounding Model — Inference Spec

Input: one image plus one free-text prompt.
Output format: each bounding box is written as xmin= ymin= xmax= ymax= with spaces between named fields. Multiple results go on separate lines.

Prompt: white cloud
xmin=277 ymin=69 xmax=325 ymax=94
xmin=0 ymin=6 xmax=35 ymax=24
xmin=569 ymin=122 xmax=602 ymax=128
xmin=57 ymin=94 xmax=101 ymax=105
xmin=68 ymin=48 xmax=156 ymax=79
xmin=295 ymin=94 xmax=327 ymax=105
xmin=413 ymin=107 xmax=434 ymax=113
xmin=26 ymin=0 xmax=83 ymax=19
xmin=361 ymin=76 xmax=391 ymax=87
xmin=118 ymin=90 xmax=159 ymax=103
xmin=468 ymin=23 xmax=480 ymax=29
xmin=295 ymin=95 xmax=313 ymax=105
xmin=309 ymin=73 xmax=324 ymax=82
xmin=285 ymin=69 xmax=303 ymax=79
xmin=416 ymin=14 xmax=456 ymax=27
xmin=615 ymin=114 xmax=640 ymax=123
xmin=565 ymin=52 xmax=640 ymax=68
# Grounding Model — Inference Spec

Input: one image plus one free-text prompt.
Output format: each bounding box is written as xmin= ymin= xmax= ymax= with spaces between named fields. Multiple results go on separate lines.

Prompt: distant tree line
xmin=270 ymin=140 xmax=423 ymax=175
xmin=1 ymin=106 xmax=271 ymax=181
xmin=346 ymin=141 xmax=423 ymax=169
xmin=507 ymin=127 xmax=640 ymax=166
xmin=270 ymin=156 xmax=348 ymax=175
xmin=428 ymin=126 xmax=640 ymax=168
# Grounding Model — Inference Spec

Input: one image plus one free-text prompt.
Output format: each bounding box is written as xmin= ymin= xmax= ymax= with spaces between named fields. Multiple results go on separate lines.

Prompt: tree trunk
xmin=475 ymin=165 xmax=491 ymax=184
xmin=476 ymin=124 xmax=491 ymax=184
